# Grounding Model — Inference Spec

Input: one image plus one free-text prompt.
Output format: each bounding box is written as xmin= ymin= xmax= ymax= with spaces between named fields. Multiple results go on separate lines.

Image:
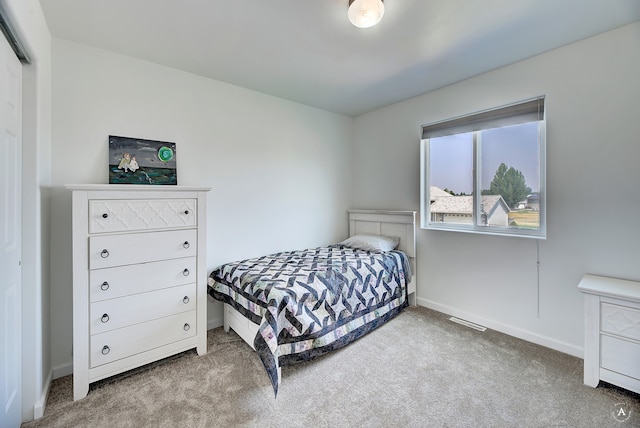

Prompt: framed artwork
xmin=108 ymin=135 xmax=177 ymax=185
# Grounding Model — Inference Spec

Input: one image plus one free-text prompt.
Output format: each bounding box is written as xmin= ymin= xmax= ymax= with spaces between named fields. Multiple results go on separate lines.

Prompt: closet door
xmin=0 ymin=26 xmax=23 ymax=428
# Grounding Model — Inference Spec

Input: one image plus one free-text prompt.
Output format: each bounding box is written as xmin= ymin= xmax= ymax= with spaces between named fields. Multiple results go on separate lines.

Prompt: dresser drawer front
xmin=601 ymin=335 xmax=640 ymax=381
xmin=90 ymin=283 xmax=196 ymax=334
xmin=601 ymin=303 xmax=640 ymax=341
xmin=89 ymin=199 xmax=196 ymax=233
xmin=90 ymin=257 xmax=196 ymax=302
xmin=91 ymin=310 xmax=197 ymax=368
xmin=89 ymin=229 xmax=196 ymax=269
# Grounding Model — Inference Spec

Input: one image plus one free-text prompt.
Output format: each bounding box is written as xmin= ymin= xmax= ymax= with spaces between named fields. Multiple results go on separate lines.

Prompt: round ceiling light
xmin=348 ymin=0 xmax=385 ymax=29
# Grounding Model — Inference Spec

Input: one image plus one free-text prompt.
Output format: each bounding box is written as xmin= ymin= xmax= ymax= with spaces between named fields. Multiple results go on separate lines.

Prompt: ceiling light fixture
xmin=348 ymin=0 xmax=384 ymax=29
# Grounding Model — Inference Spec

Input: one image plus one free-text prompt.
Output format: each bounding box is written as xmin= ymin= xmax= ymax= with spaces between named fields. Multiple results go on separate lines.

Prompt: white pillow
xmin=339 ymin=234 xmax=400 ymax=253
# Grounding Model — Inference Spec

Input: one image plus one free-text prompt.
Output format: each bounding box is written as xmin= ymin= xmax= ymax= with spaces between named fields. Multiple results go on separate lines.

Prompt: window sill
xmin=421 ymin=223 xmax=546 ymax=239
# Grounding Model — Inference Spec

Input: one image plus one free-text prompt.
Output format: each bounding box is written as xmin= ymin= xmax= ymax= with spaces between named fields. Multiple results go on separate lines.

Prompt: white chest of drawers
xmin=578 ymin=274 xmax=640 ymax=394
xmin=67 ymin=184 xmax=210 ymax=400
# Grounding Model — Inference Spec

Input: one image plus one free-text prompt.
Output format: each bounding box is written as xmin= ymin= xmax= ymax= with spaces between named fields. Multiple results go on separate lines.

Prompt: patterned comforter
xmin=208 ymin=245 xmax=412 ymax=395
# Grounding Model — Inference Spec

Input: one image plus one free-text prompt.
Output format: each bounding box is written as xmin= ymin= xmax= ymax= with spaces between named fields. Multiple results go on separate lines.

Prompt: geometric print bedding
xmin=207 ymin=245 xmax=412 ymax=395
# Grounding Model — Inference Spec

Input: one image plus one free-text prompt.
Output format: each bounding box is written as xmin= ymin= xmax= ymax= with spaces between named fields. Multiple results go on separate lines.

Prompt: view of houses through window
xmin=421 ymin=98 xmax=545 ymax=238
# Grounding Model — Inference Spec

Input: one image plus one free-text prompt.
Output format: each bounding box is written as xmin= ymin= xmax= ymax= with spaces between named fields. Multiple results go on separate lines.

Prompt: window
xmin=420 ymin=97 xmax=546 ymax=238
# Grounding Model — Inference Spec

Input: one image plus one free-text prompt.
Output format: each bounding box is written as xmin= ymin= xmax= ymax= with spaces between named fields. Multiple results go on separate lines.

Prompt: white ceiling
xmin=39 ymin=0 xmax=640 ymax=117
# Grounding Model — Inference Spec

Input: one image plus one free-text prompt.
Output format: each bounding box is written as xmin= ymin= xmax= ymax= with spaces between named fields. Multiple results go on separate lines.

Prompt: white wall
xmin=1 ymin=0 xmax=53 ymax=421
xmin=49 ymin=39 xmax=353 ymax=375
xmin=352 ymin=22 xmax=640 ymax=356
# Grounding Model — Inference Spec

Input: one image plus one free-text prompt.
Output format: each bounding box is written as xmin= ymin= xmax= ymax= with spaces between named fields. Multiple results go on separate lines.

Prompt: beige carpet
xmin=23 ymin=306 xmax=640 ymax=427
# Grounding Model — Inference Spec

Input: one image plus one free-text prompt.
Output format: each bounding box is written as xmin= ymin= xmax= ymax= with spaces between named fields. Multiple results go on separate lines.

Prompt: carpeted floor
xmin=22 ymin=306 xmax=640 ymax=428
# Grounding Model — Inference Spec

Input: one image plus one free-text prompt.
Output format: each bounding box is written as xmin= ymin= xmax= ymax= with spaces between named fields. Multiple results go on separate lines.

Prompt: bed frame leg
xmin=409 ymin=292 xmax=416 ymax=306
xmin=223 ymin=304 xmax=230 ymax=333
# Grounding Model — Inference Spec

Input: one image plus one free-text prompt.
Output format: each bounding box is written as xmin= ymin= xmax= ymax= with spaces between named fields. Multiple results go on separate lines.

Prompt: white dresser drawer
xmin=90 ymin=283 xmax=196 ymax=334
xmin=89 ymin=199 xmax=196 ymax=233
xmin=601 ymin=335 xmax=640 ymax=381
xmin=89 ymin=229 xmax=197 ymax=269
xmin=601 ymin=302 xmax=640 ymax=341
xmin=90 ymin=257 xmax=196 ymax=302
xmin=91 ymin=310 xmax=197 ymax=368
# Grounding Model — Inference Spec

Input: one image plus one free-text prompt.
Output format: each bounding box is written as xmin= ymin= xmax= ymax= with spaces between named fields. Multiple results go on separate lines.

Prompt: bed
xmin=207 ymin=210 xmax=416 ymax=394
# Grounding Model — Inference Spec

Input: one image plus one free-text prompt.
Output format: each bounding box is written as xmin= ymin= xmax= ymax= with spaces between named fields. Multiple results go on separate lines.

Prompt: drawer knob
xmin=102 ymin=213 xmax=108 ymax=219
xmin=184 ymin=210 xmax=189 ymax=215
xmin=100 ymin=249 xmax=110 ymax=258
xmin=183 ymin=268 xmax=190 ymax=276
xmin=183 ymin=296 xmax=190 ymax=304
xmin=183 ymin=323 xmax=190 ymax=331
xmin=101 ymin=345 xmax=110 ymax=355
xmin=100 ymin=281 xmax=109 ymax=291
xmin=101 ymin=313 xmax=110 ymax=323
xmin=183 ymin=241 xmax=190 ymax=249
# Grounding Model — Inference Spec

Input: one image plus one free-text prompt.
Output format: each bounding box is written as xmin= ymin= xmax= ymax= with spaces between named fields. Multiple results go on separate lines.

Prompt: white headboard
xmin=348 ymin=209 xmax=417 ymax=301
xmin=348 ymin=209 xmax=416 ymax=257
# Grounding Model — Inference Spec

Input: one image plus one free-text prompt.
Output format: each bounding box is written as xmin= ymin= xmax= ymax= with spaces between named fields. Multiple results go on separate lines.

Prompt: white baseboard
xmin=52 ymin=362 xmax=73 ymax=379
xmin=416 ymin=297 xmax=583 ymax=359
xmin=32 ymin=370 xmax=53 ymax=419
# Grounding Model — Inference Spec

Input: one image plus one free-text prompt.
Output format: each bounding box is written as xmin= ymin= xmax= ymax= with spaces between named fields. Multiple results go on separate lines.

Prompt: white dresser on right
xmin=578 ymin=274 xmax=640 ymax=394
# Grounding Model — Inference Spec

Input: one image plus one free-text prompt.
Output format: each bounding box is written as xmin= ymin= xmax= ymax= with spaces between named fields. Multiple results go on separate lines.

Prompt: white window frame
xmin=420 ymin=97 xmax=546 ymax=239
